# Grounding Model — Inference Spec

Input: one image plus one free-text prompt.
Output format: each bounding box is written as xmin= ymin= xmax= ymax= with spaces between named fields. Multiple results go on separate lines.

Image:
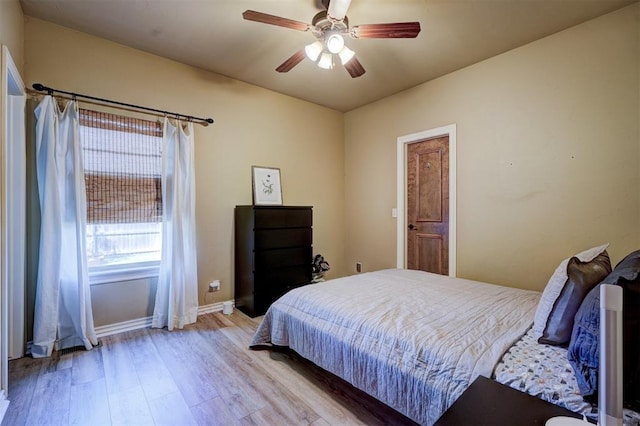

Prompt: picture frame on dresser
xmin=252 ymin=165 xmax=283 ymax=205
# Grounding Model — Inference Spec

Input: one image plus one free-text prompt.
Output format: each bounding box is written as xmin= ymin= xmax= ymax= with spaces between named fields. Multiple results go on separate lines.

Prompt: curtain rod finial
xmin=32 ymin=83 xmax=45 ymax=91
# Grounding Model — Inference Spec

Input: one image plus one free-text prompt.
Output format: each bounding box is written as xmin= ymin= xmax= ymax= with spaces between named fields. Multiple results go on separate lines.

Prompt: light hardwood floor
xmin=2 ymin=311 xmax=417 ymax=425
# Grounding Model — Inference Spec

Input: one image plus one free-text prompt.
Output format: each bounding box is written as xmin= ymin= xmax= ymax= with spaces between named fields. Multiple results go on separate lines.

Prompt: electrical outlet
xmin=208 ymin=280 xmax=220 ymax=292
xmin=356 ymin=262 xmax=362 ymax=273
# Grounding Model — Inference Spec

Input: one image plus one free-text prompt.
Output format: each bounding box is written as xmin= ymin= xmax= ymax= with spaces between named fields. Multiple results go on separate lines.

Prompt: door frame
xmin=1 ymin=45 xmax=26 ymax=419
xmin=396 ymin=124 xmax=457 ymax=276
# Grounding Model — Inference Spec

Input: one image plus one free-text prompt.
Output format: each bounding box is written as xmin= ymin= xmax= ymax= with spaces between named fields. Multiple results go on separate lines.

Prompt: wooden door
xmin=407 ymin=136 xmax=449 ymax=275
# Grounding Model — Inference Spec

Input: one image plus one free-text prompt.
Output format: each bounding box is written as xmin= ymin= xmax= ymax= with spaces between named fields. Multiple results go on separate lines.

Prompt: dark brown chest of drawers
xmin=234 ymin=206 xmax=313 ymax=317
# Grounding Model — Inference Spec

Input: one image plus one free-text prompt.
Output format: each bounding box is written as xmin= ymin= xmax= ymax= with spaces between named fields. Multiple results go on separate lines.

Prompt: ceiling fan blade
xmin=351 ymin=22 xmax=421 ymax=39
xmin=276 ymin=50 xmax=307 ymax=73
xmin=327 ymin=0 xmax=352 ymax=20
xmin=242 ymin=10 xmax=310 ymax=32
xmin=344 ymin=56 xmax=365 ymax=78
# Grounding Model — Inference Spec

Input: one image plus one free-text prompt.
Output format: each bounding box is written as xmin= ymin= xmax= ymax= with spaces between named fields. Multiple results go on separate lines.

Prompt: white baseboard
xmin=23 ymin=301 xmax=236 ymax=348
xmin=93 ymin=300 xmax=234 ymax=338
xmin=197 ymin=300 xmax=232 ymax=316
xmin=94 ymin=316 xmax=153 ymax=338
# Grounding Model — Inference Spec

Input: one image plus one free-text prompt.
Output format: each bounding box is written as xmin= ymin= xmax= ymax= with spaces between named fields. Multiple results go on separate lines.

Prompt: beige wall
xmin=0 ymin=0 xmax=24 ymax=73
xmin=24 ymin=18 xmax=345 ymax=327
xmin=344 ymin=4 xmax=640 ymax=291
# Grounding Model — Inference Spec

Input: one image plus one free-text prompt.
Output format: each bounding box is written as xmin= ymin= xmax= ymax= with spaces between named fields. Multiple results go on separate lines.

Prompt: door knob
xmin=408 ymin=224 xmax=416 ymax=230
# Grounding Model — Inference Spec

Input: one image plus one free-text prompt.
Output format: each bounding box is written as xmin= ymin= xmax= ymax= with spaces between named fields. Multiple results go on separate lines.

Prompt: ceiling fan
xmin=242 ymin=0 xmax=421 ymax=78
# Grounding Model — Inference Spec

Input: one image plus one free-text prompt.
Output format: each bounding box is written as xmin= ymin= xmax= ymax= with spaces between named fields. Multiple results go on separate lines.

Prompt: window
xmin=80 ymin=109 xmax=163 ymax=274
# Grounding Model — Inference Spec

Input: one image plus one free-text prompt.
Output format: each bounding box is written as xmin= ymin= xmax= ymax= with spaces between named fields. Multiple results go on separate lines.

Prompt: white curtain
xmin=32 ymin=96 xmax=97 ymax=358
xmin=152 ymin=118 xmax=199 ymax=330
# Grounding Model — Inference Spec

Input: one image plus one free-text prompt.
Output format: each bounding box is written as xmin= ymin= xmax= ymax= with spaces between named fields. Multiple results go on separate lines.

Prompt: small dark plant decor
xmin=312 ymin=254 xmax=330 ymax=281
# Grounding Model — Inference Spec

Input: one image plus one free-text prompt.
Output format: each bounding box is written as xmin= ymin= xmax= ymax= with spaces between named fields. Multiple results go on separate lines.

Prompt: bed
xmin=251 ymin=268 xmax=539 ymax=425
xmin=251 ymin=255 xmax=640 ymax=425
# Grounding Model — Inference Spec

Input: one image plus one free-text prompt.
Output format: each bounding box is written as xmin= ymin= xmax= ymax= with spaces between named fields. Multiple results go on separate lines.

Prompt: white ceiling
xmin=20 ymin=0 xmax=637 ymax=112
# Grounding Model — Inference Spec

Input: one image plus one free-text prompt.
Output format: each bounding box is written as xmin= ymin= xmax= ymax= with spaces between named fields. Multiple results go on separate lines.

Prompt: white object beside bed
xmin=600 ymin=284 xmax=624 ymax=426
xmin=251 ymin=269 xmax=540 ymax=425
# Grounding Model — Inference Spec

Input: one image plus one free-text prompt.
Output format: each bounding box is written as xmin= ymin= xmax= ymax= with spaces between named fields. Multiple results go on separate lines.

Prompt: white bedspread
xmin=251 ymin=269 xmax=540 ymax=425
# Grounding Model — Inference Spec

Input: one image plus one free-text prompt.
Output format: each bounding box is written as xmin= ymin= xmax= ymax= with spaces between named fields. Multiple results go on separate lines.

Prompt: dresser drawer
xmin=254 ymin=208 xmax=312 ymax=229
xmin=256 ymin=265 xmax=311 ymax=290
xmin=255 ymin=247 xmax=311 ymax=270
xmin=255 ymin=227 xmax=312 ymax=250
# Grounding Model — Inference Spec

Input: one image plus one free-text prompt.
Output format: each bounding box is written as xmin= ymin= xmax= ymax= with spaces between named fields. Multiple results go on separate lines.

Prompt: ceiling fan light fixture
xmin=326 ymin=33 xmax=345 ymax=54
xmin=317 ymin=52 xmax=334 ymax=69
xmin=305 ymin=41 xmax=323 ymax=61
xmin=338 ymin=45 xmax=355 ymax=65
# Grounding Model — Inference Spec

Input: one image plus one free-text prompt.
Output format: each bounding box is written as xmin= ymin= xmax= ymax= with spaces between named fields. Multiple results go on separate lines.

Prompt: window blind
xmin=80 ymin=109 xmax=163 ymax=224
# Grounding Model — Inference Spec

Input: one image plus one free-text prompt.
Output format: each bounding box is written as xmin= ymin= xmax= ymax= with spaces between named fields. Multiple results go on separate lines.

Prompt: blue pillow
xmin=567 ymin=283 xmax=600 ymax=400
xmin=567 ymin=249 xmax=640 ymax=410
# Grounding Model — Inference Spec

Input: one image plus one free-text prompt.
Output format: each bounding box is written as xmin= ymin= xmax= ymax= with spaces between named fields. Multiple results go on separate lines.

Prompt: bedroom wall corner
xmin=344 ymin=4 xmax=640 ymax=291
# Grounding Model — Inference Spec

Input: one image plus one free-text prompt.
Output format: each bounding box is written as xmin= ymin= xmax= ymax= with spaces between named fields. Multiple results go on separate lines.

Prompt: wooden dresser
xmin=234 ymin=205 xmax=313 ymax=317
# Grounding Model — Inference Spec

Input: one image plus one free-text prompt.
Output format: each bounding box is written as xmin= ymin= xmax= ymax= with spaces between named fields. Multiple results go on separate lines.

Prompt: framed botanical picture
xmin=252 ymin=166 xmax=283 ymax=205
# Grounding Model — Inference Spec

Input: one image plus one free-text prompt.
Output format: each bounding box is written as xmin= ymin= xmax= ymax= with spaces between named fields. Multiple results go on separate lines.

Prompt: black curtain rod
xmin=31 ymin=83 xmax=214 ymax=126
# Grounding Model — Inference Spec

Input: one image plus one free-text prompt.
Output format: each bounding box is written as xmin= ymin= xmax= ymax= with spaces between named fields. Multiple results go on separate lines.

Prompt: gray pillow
xmin=533 ymin=244 xmax=609 ymax=338
xmin=539 ymin=251 xmax=611 ymax=346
